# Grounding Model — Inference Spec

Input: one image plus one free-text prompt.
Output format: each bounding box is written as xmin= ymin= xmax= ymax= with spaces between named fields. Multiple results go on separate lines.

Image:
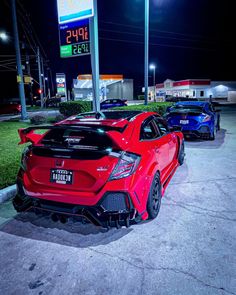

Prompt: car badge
xmin=55 ymin=159 xmax=64 ymax=167
xmin=97 ymin=166 xmax=109 ymax=172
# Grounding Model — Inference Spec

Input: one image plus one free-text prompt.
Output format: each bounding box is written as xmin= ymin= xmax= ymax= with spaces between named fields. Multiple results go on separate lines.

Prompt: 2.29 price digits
xmin=72 ymin=43 xmax=90 ymax=56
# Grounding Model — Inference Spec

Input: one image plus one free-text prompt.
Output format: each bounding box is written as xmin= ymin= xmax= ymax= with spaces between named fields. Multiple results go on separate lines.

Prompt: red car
xmin=0 ymin=103 xmax=21 ymax=115
xmin=13 ymin=111 xmax=185 ymax=228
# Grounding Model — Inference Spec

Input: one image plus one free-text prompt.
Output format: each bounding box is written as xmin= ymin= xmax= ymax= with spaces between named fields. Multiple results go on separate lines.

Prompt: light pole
xmin=11 ymin=0 xmax=28 ymax=120
xmin=144 ymin=0 xmax=149 ymax=105
xmin=150 ymin=64 xmax=156 ymax=101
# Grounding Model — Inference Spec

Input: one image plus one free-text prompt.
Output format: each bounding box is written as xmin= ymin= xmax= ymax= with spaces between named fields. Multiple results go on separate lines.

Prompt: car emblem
xmin=97 ymin=166 xmax=109 ymax=172
xmin=55 ymin=159 xmax=64 ymax=167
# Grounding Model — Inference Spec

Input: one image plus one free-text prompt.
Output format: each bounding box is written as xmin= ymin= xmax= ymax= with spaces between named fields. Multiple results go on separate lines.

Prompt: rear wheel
xmin=209 ymin=129 xmax=215 ymax=140
xmin=217 ymin=117 xmax=220 ymax=131
xmin=147 ymin=173 xmax=162 ymax=219
xmin=178 ymin=141 xmax=185 ymax=166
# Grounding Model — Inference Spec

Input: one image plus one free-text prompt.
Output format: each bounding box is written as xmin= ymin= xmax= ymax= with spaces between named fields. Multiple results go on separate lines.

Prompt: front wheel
xmin=147 ymin=173 xmax=162 ymax=219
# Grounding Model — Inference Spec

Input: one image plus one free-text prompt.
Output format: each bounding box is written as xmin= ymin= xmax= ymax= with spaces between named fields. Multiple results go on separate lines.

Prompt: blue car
xmin=164 ymin=101 xmax=220 ymax=140
xmin=100 ymin=98 xmax=127 ymax=109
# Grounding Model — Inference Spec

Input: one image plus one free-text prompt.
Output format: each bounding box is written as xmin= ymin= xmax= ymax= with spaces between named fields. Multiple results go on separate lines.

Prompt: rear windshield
xmin=170 ymin=105 xmax=203 ymax=113
xmin=76 ymin=111 xmax=142 ymax=120
xmin=41 ymin=128 xmax=113 ymax=151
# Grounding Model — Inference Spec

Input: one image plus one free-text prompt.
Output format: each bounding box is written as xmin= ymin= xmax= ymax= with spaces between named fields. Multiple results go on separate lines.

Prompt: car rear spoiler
xmin=18 ymin=125 xmax=129 ymax=150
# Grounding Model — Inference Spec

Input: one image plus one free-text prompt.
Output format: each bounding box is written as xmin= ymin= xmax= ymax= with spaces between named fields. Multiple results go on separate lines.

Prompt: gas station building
xmin=73 ymin=74 xmax=133 ymax=101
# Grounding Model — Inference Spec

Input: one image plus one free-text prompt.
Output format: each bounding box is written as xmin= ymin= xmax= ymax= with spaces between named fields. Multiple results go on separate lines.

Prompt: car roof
xmin=58 ymin=110 xmax=161 ymax=128
xmin=174 ymin=101 xmax=209 ymax=107
xmin=58 ymin=110 xmax=145 ymax=129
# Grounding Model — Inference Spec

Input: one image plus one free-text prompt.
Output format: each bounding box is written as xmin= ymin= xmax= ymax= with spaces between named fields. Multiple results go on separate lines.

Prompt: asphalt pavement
xmin=0 ymin=106 xmax=235 ymax=295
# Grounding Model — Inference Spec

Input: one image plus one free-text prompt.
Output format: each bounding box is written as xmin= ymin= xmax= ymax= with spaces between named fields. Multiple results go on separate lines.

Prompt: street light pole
xmin=89 ymin=0 xmax=100 ymax=112
xmin=37 ymin=46 xmax=44 ymax=108
xmin=11 ymin=0 xmax=28 ymax=120
xmin=144 ymin=0 xmax=149 ymax=105
xmin=150 ymin=64 xmax=156 ymax=101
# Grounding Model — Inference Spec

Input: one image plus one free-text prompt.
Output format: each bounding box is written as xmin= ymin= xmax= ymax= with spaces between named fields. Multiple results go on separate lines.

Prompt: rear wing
xmin=18 ymin=125 xmax=103 ymax=145
xmin=18 ymin=125 xmax=128 ymax=150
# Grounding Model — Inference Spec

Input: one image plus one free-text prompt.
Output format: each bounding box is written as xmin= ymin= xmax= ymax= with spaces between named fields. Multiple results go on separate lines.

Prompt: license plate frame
xmin=50 ymin=169 xmax=73 ymax=185
xmin=180 ymin=120 xmax=189 ymax=125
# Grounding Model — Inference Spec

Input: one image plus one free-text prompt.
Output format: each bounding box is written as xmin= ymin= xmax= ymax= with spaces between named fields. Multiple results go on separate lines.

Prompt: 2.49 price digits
xmin=66 ymin=27 xmax=88 ymax=44
xmin=72 ymin=43 xmax=90 ymax=55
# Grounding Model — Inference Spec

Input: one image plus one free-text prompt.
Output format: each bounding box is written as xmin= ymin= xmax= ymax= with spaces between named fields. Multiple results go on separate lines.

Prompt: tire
xmin=217 ymin=117 xmax=220 ymax=131
xmin=209 ymin=129 xmax=215 ymax=140
xmin=178 ymin=141 xmax=185 ymax=166
xmin=147 ymin=173 xmax=162 ymax=220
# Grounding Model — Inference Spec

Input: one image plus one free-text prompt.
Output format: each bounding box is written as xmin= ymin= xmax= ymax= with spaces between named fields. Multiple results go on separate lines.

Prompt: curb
xmin=0 ymin=185 xmax=17 ymax=204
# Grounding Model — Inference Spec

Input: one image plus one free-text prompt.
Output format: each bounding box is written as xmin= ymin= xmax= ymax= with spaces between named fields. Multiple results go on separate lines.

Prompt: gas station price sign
xmin=59 ymin=19 xmax=90 ymax=58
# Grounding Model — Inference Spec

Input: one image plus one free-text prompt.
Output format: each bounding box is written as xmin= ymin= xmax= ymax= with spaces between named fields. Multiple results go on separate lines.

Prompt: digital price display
xmin=59 ymin=19 xmax=90 ymax=58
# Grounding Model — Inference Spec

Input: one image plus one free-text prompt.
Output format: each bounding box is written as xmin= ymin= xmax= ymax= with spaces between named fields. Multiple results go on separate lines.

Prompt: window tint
xmin=141 ymin=119 xmax=160 ymax=140
xmin=155 ymin=120 xmax=169 ymax=136
xmin=41 ymin=129 xmax=113 ymax=150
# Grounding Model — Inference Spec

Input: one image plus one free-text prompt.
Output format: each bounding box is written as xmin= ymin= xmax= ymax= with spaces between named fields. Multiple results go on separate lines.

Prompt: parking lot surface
xmin=0 ymin=106 xmax=235 ymax=295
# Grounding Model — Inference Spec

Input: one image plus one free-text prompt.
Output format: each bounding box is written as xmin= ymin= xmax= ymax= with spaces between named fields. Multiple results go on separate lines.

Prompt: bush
xmin=113 ymin=102 xmax=173 ymax=116
xmin=59 ymin=101 xmax=92 ymax=117
xmin=30 ymin=115 xmax=47 ymax=125
xmin=47 ymin=114 xmax=65 ymax=124
xmin=137 ymin=95 xmax=145 ymax=100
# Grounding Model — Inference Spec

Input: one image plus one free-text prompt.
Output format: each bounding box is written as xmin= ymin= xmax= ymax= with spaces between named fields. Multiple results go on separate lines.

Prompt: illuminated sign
xmin=57 ymin=0 xmax=94 ymax=24
xmin=59 ymin=19 xmax=90 ymax=58
xmin=56 ymin=74 xmax=67 ymax=96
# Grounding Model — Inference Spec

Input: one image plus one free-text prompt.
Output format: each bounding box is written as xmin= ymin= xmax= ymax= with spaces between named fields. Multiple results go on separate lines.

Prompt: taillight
xmin=109 ymin=152 xmax=141 ymax=180
xmin=202 ymin=114 xmax=211 ymax=122
xmin=21 ymin=146 xmax=31 ymax=171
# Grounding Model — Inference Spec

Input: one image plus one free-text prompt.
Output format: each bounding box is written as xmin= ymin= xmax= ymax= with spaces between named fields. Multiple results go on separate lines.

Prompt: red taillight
xmin=109 ymin=152 xmax=141 ymax=180
xmin=202 ymin=114 xmax=211 ymax=122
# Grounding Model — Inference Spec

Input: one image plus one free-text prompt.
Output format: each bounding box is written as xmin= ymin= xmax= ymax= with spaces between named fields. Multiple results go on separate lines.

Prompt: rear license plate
xmin=50 ymin=169 xmax=73 ymax=185
xmin=180 ymin=120 xmax=189 ymax=124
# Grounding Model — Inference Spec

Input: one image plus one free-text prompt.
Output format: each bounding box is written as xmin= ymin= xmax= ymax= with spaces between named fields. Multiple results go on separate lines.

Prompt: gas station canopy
xmin=74 ymin=74 xmax=124 ymax=89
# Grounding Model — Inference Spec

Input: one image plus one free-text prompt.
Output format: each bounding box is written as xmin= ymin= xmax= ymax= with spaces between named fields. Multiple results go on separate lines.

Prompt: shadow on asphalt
xmin=184 ymin=128 xmax=226 ymax=149
xmin=0 ymin=205 xmax=133 ymax=247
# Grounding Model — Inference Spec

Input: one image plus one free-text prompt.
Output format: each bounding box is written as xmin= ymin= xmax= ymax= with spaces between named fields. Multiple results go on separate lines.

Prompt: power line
xmin=100 ymin=21 xmax=225 ymax=44
xmin=99 ymin=37 xmax=216 ymax=51
xmin=99 ymin=28 xmax=218 ymax=45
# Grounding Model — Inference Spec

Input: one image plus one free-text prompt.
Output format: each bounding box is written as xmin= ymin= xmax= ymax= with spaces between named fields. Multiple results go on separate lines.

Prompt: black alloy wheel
xmin=178 ymin=142 xmax=185 ymax=166
xmin=147 ymin=173 xmax=162 ymax=219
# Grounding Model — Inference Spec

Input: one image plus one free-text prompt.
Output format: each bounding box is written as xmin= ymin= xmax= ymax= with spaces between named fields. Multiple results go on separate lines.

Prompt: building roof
xmin=175 ymin=101 xmax=209 ymax=107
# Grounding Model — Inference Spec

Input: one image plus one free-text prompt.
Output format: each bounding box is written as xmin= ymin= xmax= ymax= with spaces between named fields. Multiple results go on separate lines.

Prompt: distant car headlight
xmin=202 ymin=114 xmax=211 ymax=122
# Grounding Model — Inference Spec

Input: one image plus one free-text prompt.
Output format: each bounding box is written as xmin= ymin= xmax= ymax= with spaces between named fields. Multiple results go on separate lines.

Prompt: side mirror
xmin=170 ymin=125 xmax=182 ymax=132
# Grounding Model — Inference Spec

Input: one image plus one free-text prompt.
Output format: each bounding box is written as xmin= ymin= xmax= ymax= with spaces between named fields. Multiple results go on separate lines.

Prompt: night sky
xmin=0 ymin=0 xmax=235 ymax=99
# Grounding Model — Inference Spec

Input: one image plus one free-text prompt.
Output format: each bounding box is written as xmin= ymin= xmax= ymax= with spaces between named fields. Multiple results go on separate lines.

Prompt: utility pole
xmin=25 ymin=45 xmax=34 ymax=106
xmin=41 ymin=57 xmax=46 ymax=99
xmin=11 ymin=0 xmax=28 ymax=120
xmin=144 ymin=0 xmax=149 ymax=105
xmin=89 ymin=0 xmax=100 ymax=112
xmin=37 ymin=46 xmax=44 ymax=108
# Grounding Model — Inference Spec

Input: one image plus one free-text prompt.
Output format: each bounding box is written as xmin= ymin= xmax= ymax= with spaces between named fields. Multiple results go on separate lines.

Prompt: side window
xmin=155 ymin=120 xmax=169 ymax=136
xmin=140 ymin=119 xmax=160 ymax=140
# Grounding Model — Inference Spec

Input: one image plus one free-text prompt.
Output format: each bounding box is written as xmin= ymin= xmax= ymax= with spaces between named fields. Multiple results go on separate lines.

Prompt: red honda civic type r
xmin=13 ymin=110 xmax=185 ymax=228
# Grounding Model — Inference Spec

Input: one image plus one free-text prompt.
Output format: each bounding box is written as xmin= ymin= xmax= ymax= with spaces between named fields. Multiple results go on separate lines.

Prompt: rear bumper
xmin=182 ymin=125 xmax=211 ymax=139
xmin=13 ymin=180 xmax=139 ymax=228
